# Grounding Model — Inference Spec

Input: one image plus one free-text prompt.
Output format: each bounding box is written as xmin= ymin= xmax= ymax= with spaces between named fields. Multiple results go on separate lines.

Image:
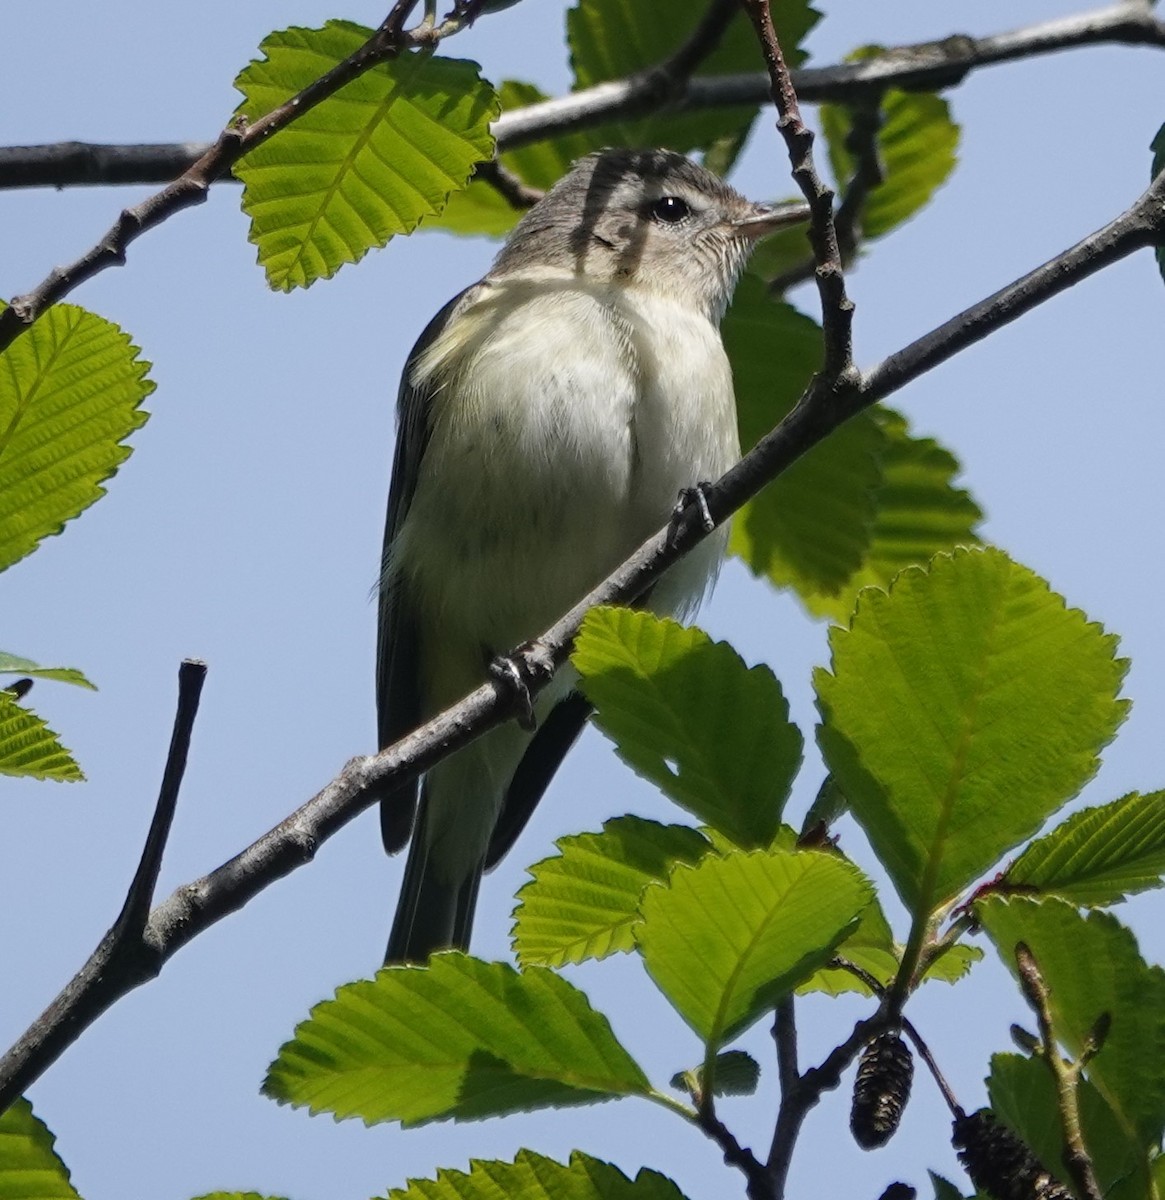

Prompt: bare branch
xmin=2 ymin=154 xmax=1163 ymax=1119
xmin=0 ymin=661 xmax=206 ymax=1109
xmin=0 ymin=4 xmax=485 ymax=357
xmin=741 ymin=0 xmax=855 ymax=383
xmin=3 ymin=3 xmax=1162 ymax=191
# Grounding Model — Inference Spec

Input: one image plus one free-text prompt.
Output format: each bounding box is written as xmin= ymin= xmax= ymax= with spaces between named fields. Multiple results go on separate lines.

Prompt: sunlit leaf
xmin=573 ymin=608 xmax=803 ymax=847
xmin=1007 ymin=791 xmax=1165 ymax=907
xmin=0 ymin=303 xmax=152 ymax=572
xmin=387 ymin=1151 xmax=689 ymax=1200
xmin=234 ymin=24 xmax=497 ymax=289
xmin=637 ymin=846 xmax=870 ymax=1047
xmin=0 ymin=692 xmax=82 ymax=781
xmin=816 ymin=548 xmax=1128 ymax=918
xmin=670 ymin=1049 xmax=759 ymax=1098
xmin=512 ymin=816 xmax=712 ymax=967
xmin=263 ymin=953 xmax=651 ymax=1125
xmin=0 ymin=653 xmax=94 ymax=690
xmin=0 ymin=1097 xmax=80 ymax=1200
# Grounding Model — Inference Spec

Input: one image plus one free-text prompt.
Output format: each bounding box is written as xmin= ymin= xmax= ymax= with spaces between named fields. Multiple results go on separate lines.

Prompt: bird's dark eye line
xmin=650 ymin=195 xmax=691 ymax=224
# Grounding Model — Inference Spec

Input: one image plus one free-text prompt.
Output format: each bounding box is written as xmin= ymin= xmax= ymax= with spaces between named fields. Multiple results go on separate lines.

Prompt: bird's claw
xmin=489 ymin=646 xmax=545 ymax=731
xmin=668 ymin=482 xmax=715 ymax=548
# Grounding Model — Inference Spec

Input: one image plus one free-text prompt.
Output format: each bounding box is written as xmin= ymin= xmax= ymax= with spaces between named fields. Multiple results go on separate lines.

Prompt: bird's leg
xmin=668 ymin=481 xmax=716 ymax=549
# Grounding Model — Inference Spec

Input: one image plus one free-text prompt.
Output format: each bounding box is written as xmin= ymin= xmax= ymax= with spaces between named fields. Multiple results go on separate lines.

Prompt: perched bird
xmin=377 ymin=147 xmax=807 ymax=962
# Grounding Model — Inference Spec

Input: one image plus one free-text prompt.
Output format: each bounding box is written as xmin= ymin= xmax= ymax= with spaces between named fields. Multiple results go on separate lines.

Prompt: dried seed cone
xmin=951 ymin=1110 xmax=1074 ymax=1200
xmin=850 ymin=1030 xmax=914 ymax=1148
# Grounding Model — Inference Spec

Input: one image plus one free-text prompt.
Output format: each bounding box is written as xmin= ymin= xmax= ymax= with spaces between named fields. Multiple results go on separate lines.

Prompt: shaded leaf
xmin=928 ymin=1173 xmax=970 ymax=1200
xmin=573 ymin=608 xmax=803 ymax=848
xmin=670 ymin=1050 xmax=759 ymax=1098
xmin=1007 ymin=791 xmax=1165 ymax=907
xmin=987 ymin=1053 xmax=1146 ymax=1200
xmin=979 ymin=897 xmax=1165 ymax=1150
xmin=637 ymin=846 xmax=870 ymax=1047
xmin=192 ymin=1194 xmax=287 ymax=1200
xmin=822 ymin=80 xmax=958 ymax=240
xmin=512 ymin=816 xmax=711 ymax=967
xmin=234 ymin=24 xmax=497 ymax=289
xmin=0 ymin=692 xmax=82 ymax=781
xmin=0 ymin=303 xmax=152 ymax=572
xmin=724 ymin=280 xmax=883 ymax=599
xmin=0 ymin=1097 xmax=80 ymax=1200
xmin=387 ymin=1150 xmax=689 ymax=1200
xmin=805 ymin=408 xmax=982 ymax=622
xmin=567 ymin=0 xmax=819 ymax=156
xmin=263 ymin=953 xmax=651 ymax=1125
xmin=0 ymin=653 xmax=94 ymax=690
xmin=816 ymin=548 xmax=1128 ymax=917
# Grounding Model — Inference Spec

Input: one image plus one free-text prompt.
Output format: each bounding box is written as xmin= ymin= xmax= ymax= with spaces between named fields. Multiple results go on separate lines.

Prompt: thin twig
xmin=473 ymin=159 xmax=543 ymax=208
xmin=768 ymin=95 xmax=885 ymax=294
xmin=740 ymin=0 xmax=856 ymax=384
xmin=0 ymin=4 xmax=485 ymax=356
xmin=695 ymin=1106 xmax=773 ymax=1200
xmin=2 ymin=166 xmax=1163 ymax=1116
xmin=114 ymin=660 xmax=207 ymax=935
xmin=4 ymin=3 xmax=1163 ymax=191
xmin=1015 ymin=944 xmax=1105 ymax=1200
xmin=0 ymin=662 xmax=206 ymax=1109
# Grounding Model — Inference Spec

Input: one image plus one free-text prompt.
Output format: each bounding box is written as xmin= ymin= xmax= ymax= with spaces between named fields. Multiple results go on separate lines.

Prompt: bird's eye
xmin=650 ymin=195 xmax=691 ymax=224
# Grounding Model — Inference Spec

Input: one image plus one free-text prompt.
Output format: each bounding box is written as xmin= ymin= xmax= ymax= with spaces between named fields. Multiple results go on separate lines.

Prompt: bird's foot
xmin=668 ymin=481 xmax=716 ymax=549
xmin=488 ymin=641 xmax=555 ymax=731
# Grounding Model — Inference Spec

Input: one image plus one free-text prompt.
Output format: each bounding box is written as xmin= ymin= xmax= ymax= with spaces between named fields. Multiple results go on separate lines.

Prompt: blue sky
xmin=2 ymin=2 xmax=1163 ymax=1198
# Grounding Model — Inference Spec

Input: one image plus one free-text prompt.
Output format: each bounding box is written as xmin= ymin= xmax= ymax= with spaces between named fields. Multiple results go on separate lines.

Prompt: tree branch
xmin=2 ymin=159 xmax=1163 ymax=1123
xmin=0 ymin=3 xmax=485 ymax=356
xmin=3 ymin=2 xmax=1161 ymax=190
xmin=0 ymin=661 xmax=205 ymax=1109
xmin=741 ymin=0 xmax=855 ymax=382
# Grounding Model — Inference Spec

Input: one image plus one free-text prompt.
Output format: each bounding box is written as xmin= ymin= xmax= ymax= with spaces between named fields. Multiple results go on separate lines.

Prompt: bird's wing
xmin=376 ymin=289 xmax=470 ymax=854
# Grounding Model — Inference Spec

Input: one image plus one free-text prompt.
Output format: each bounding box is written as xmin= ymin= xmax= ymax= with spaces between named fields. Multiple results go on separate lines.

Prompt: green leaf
xmin=0 ymin=692 xmax=82 ymax=781
xmin=0 ymin=303 xmax=153 ymax=572
xmin=804 ymin=408 xmax=982 ymax=622
xmin=1152 ymin=123 xmax=1165 ymax=283
xmin=987 ymin=1053 xmax=1146 ymax=1200
xmin=0 ymin=1097 xmax=81 ymax=1200
xmin=567 ymin=0 xmax=820 ymax=157
xmin=816 ymin=547 xmax=1129 ymax=917
xmin=1007 ymin=791 xmax=1165 ymax=907
xmin=670 ymin=1049 xmax=759 ymax=1098
xmin=512 ymin=816 xmax=712 ymax=967
xmin=978 ymin=897 xmax=1165 ymax=1150
xmin=822 ymin=79 xmax=958 ymax=240
xmin=572 ymin=609 xmax=803 ymax=848
xmin=387 ymin=1150 xmax=689 ymax=1200
xmin=929 ymin=1173 xmax=970 ymax=1200
xmin=636 ymin=846 xmax=871 ymax=1047
xmin=0 ymin=654 xmax=95 ymax=690
xmin=234 ymin=24 xmax=498 ymax=290
xmin=263 ymin=952 xmax=651 ymax=1125
xmin=724 ymin=279 xmax=884 ymax=599
xmin=433 ymin=80 xmax=602 ymax=238
xmin=192 ymin=1194 xmax=288 ymax=1200
xmin=798 ymin=896 xmax=981 ymax=996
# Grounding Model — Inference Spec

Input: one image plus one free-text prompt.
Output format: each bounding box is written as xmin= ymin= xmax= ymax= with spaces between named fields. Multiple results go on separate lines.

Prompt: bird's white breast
xmin=395 ymin=271 xmax=739 ymax=702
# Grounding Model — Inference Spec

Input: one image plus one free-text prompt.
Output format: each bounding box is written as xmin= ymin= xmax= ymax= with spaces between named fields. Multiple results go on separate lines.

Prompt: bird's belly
xmin=396 ymin=284 xmax=739 ymax=701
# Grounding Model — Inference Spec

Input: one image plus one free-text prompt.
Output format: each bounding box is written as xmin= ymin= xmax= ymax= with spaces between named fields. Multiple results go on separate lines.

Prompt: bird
xmin=376 ymin=147 xmax=808 ymax=963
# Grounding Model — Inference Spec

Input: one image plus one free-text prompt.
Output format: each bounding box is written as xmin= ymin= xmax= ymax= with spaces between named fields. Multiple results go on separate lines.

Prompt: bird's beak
xmin=732 ymin=200 xmax=812 ymax=240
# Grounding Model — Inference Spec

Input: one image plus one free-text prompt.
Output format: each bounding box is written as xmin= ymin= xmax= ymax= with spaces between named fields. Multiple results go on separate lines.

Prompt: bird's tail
xmin=384 ymin=787 xmax=482 ymax=964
